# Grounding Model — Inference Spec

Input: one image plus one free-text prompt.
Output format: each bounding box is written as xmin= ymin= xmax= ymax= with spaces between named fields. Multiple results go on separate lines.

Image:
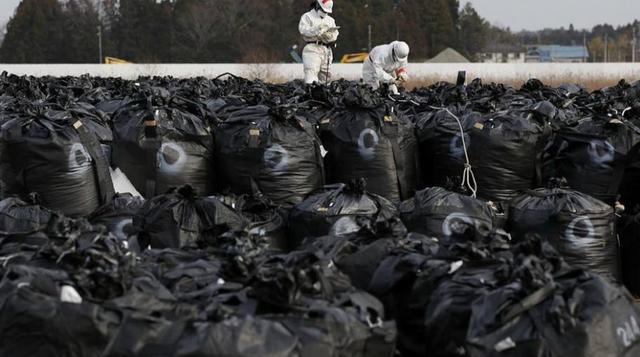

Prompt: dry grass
xmin=242 ymin=63 xmax=288 ymax=83
xmin=405 ymin=74 xmax=624 ymax=92
xmin=252 ymin=71 xmax=626 ymax=92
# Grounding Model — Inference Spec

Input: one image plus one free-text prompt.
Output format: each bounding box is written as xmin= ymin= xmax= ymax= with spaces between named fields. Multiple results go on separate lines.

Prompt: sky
xmin=0 ymin=0 xmax=638 ymax=32
xmin=464 ymin=0 xmax=640 ymax=31
xmin=0 ymin=0 xmax=20 ymax=28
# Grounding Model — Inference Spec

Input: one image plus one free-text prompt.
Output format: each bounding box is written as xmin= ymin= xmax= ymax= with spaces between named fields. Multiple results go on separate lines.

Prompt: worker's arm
xmin=299 ymin=13 xmax=326 ymax=39
xmin=371 ymin=61 xmax=396 ymax=84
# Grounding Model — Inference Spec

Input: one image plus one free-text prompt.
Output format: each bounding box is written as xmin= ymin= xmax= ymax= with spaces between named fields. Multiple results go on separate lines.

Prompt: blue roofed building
xmin=525 ymin=45 xmax=589 ymax=63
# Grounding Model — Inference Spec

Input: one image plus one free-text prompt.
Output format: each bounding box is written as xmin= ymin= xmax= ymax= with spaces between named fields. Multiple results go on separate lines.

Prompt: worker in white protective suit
xmin=363 ymin=41 xmax=410 ymax=94
xmin=299 ymin=0 xmax=339 ymax=84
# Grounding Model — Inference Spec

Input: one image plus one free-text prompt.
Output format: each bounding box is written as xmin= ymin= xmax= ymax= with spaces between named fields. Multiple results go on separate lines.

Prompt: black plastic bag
xmin=619 ymin=213 xmax=640 ymax=296
xmin=543 ymin=117 xmax=640 ymax=205
xmin=0 ymin=280 xmax=119 ymax=357
xmin=466 ymin=270 xmax=640 ymax=357
xmin=415 ymin=109 xmax=482 ymax=188
xmin=0 ymin=195 xmax=54 ymax=237
xmin=399 ymin=187 xmax=494 ymax=239
xmin=215 ymin=192 xmax=289 ymax=251
xmin=288 ymin=179 xmax=401 ymax=249
xmin=1 ymin=105 xmax=115 ymax=217
xmin=215 ymin=105 xmax=325 ymax=207
xmin=321 ymin=86 xmax=418 ymax=203
xmin=508 ymin=182 xmax=619 ymax=280
xmin=133 ymin=185 xmax=247 ymax=249
xmin=112 ymin=93 xmax=214 ymax=198
xmin=469 ymin=111 xmax=548 ymax=202
xmin=89 ymin=193 xmax=145 ymax=240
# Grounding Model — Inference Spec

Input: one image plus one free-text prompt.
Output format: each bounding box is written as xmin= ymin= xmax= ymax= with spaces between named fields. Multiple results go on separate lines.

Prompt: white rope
xmin=384 ymin=95 xmax=478 ymax=197
xmin=429 ymin=106 xmax=478 ymax=198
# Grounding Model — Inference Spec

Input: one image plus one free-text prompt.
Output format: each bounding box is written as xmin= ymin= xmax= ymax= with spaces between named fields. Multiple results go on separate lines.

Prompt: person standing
xmin=299 ymin=0 xmax=339 ymax=84
xmin=363 ymin=41 xmax=410 ymax=94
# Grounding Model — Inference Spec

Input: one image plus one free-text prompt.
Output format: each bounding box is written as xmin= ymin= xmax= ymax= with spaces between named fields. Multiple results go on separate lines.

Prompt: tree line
xmin=0 ymin=0 xmax=638 ymax=63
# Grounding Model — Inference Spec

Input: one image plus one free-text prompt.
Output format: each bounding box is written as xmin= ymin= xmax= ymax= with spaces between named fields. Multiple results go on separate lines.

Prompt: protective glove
xmin=395 ymin=68 xmax=409 ymax=83
xmin=389 ymin=84 xmax=400 ymax=95
xmin=319 ymin=28 xmax=338 ymax=43
xmin=316 ymin=23 xmax=331 ymax=37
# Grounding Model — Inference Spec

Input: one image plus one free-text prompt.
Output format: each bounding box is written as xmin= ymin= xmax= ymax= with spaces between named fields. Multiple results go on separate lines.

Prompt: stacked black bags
xmin=399 ymin=187 xmax=494 ymax=239
xmin=543 ymin=116 xmax=640 ymax=205
xmin=0 ymin=104 xmax=115 ymax=217
xmin=112 ymin=90 xmax=214 ymax=198
xmin=288 ymin=179 xmax=402 ymax=248
xmin=215 ymin=104 xmax=325 ymax=207
xmin=321 ymin=86 xmax=418 ymax=203
xmin=508 ymin=180 xmax=619 ymax=280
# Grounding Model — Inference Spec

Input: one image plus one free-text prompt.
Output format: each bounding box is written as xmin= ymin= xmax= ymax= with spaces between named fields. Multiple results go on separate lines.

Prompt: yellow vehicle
xmin=104 ymin=57 xmax=132 ymax=64
xmin=340 ymin=52 xmax=369 ymax=64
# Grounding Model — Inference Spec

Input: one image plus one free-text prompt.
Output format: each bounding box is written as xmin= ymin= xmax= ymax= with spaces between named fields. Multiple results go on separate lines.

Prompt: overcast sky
xmin=0 ymin=0 xmax=20 ymax=27
xmin=0 ymin=0 xmax=638 ymax=32
xmin=464 ymin=0 xmax=640 ymax=31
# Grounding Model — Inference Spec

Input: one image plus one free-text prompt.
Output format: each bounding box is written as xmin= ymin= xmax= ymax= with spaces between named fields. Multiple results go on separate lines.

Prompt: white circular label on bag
xmin=587 ymin=140 xmax=615 ymax=168
xmin=442 ymin=212 xmax=475 ymax=236
xmin=565 ymin=216 xmax=595 ymax=241
xmin=158 ymin=142 xmax=187 ymax=172
xmin=113 ymin=218 xmax=133 ymax=239
xmin=68 ymin=142 xmax=92 ymax=168
xmin=264 ymin=144 xmax=290 ymax=171
xmin=449 ymin=133 xmax=469 ymax=159
xmin=358 ymin=128 xmax=379 ymax=161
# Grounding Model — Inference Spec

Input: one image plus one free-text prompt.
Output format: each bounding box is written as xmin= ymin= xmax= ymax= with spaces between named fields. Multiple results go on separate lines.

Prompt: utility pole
xmin=633 ymin=26 xmax=637 ymax=63
xmin=604 ymin=33 xmax=608 ymax=63
xmin=97 ymin=0 xmax=103 ymax=64
xmin=583 ymin=32 xmax=587 ymax=62
xmin=98 ymin=25 xmax=103 ymax=64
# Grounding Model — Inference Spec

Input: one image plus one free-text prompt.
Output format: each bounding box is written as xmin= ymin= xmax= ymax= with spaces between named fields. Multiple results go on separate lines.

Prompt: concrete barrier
xmin=0 ymin=63 xmax=639 ymax=82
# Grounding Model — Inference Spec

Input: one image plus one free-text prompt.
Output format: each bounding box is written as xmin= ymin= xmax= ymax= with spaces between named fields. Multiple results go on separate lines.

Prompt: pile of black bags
xmin=0 ymin=73 xmax=640 ymax=356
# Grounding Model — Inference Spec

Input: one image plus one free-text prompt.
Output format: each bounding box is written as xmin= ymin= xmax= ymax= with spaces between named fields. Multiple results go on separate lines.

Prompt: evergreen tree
xmin=459 ymin=2 xmax=488 ymax=60
xmin=0 ymin=0 xmax=65 ymax=63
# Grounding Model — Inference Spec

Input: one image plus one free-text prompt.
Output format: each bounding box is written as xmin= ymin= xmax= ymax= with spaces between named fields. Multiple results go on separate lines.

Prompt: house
xmin=525 ymin=45 xmax=589 ymax=63
xmin=478 ymin=45 xmax=526 ymax=63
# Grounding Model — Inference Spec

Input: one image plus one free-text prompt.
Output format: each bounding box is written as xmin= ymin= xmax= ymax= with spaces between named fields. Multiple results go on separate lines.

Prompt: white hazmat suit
xmin=299 ymin=7 xmax=339 ymax=84
xmin=363 ymin=41 xmax=410 ymax=94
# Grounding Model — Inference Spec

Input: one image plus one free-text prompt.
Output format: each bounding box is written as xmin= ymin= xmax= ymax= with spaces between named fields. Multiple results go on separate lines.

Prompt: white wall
xmin=1 ymin=63 xmax=639 ymax=82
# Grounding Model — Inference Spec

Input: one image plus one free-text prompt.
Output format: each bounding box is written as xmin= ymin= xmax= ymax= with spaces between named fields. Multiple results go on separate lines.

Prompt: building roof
xmin=428 ymin=48 xmax=470 ymax=63
xmin=527 ymin=45 xmax=589 ymax=61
